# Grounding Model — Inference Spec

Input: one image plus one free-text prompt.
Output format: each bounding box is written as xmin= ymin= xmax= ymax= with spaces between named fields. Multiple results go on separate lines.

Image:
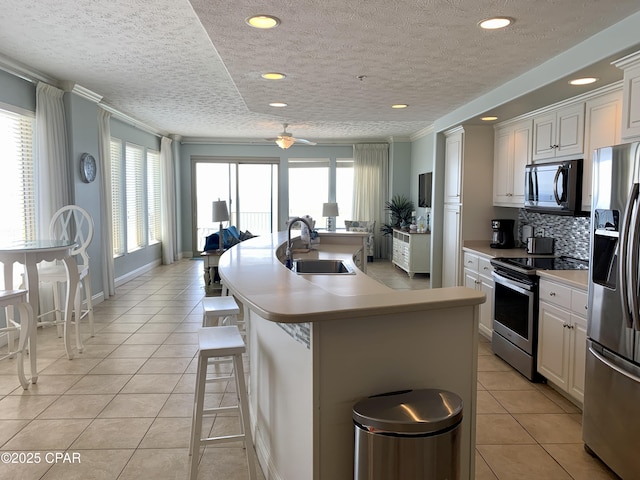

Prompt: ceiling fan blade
xmin=295 ymin=138 xmax=316 ymax=145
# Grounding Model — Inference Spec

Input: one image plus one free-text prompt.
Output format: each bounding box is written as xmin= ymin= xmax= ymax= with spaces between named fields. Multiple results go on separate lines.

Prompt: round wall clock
xmin=80 ymin=153 xmax=97 ymax=183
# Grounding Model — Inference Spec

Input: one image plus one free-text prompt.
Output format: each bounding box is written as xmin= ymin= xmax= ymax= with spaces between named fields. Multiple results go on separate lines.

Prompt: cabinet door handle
xmin=549 ymin=292 xmax=556 ymax=296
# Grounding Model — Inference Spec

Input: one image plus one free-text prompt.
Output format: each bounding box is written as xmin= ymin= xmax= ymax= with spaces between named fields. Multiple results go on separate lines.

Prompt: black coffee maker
xmin=490 ymin=219 xmax=515 ymax=249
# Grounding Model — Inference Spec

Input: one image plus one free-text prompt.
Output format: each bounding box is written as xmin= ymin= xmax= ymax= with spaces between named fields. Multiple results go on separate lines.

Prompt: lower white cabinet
xmin=537 ymin=278 xmax=588 ymax=404
xmin=463 ymin=251 xmax=494 ymax=339
xmin=391 ymin=229 xmax=430 ymax=278
xmin=442 ymin=204 xmax=461 ymax=287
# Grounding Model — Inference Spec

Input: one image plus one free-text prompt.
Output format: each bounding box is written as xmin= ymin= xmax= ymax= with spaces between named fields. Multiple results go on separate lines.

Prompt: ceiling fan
xmin=267 ymin=123 xmax=317 ymax=149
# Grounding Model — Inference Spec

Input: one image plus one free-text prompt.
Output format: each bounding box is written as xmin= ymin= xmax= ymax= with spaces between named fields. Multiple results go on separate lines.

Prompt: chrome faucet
xmin=286 ymin=217 xmax=313 ymax=269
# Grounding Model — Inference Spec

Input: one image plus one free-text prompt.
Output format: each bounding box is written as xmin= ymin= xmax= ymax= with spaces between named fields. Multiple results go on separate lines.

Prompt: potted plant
xmin=381 ymin=194 xmax=414 ymax=235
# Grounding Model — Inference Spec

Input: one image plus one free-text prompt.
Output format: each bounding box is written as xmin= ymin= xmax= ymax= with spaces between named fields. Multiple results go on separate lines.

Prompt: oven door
xmin=492 ymin=271 xmax=536 ymax=354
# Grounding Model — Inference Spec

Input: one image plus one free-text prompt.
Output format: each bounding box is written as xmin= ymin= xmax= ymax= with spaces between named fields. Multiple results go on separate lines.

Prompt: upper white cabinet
xmin=493 ymin=119 xmax=532 ymax=207
xmin=614 ymin=51 xmax=640 ymax=140
xmin=532 ymin=103 xmax=585 ymax=161
xmin=582 ymin=87 xmax=623 ymax=210
xmin=444 ymin=131 xmax=463 ymax=204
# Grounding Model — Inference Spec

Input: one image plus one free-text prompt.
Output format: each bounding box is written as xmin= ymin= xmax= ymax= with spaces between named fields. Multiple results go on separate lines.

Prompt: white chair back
xmin=49 ymin=205 xmax=94 ymax=266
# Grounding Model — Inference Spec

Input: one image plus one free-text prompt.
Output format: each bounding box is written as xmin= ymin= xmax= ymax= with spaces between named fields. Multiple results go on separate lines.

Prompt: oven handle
xmin=492 ymin=271 xmax=534 ymax=294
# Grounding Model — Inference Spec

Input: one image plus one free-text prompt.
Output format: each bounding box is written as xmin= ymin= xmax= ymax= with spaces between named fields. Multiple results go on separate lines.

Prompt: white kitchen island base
xmin=248 ymin=304 xmax=479 ymax=480
xmin=218 ymin=232 xmax=483 ymax=480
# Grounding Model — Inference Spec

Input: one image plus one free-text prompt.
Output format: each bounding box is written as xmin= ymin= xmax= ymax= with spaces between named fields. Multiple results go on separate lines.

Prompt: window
xmin=0 ymin=105 xmax=35 ymax=244
xmin=288 ymin=158 xmax=354 ymax=229
xmin=336 ymin=159 xmax=354 ymax=224
xmin=125 ymin=143 xmax=145 ymax=252
xmin=110 ymin=139 xmax=124 ymax=256
xmin=288 ymin=159 xmax=329 ymax=223
xmin=110 ymin=137 xmax=160 ymax=257
xmin=146 ymin=150 xmax=161 ymax=244
xmin=192 ymin=159 xmax=278 ymax=252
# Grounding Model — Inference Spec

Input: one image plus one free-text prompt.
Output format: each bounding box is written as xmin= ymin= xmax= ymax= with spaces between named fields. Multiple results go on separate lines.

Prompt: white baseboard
xmin=114 ymin=259 xmax=162 ymax=288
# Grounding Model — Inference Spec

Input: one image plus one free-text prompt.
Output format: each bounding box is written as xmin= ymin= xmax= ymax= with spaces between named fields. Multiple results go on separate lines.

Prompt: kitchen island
xmin=218 ymin=231 xmax=485 ymax=480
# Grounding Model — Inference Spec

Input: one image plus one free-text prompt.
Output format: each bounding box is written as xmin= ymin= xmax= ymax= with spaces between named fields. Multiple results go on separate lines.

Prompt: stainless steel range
xmin=490 ymin=256 xmax=589 ymax=380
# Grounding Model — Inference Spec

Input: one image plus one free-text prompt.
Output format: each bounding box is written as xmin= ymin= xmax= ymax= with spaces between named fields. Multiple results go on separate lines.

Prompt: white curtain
xmin=160 ymin=136 xmax=178 ymax=264
xmin=352 ymin=144 xmax=389 ymax=259
xmin=97 ymin=107 xmax=116 ymax=299
xmin=35 ymin=83 xmax=70 ymax=235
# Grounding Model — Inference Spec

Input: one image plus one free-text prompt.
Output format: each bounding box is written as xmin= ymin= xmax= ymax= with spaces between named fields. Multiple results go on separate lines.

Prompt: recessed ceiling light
xmin=478 ymin=17 xmax=514 ymax=30
xmin=391 ymin=104 xmax=408 ymax=109
xmin=269 ymin=102 xmax=288 ymax=108
xmin=481 ymin=116 xmax=498 ymax=121
xmin=569 ymin=77 xmax=598 ymax=86
xmin=262 ymin=72 xmax=286 ymax=80
xmin=246 ymin=15 xmax=281 ymax=29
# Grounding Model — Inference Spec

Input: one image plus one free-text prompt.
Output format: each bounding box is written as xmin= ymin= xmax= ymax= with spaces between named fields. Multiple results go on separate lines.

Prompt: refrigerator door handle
xmin=631 ymin=189 xmax=640 ymax=331
xmin=589 ymin=346 xmax=640 ymax=385
xmin=619 ymin=183 xmax=639 ymax=329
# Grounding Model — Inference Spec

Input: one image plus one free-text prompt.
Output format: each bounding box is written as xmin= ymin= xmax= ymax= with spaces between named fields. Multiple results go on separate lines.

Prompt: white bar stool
xmin=0 ymin=289 xmax=35 ymax=390
xmin=202 ymin=296 xmax=240 ymax=327
xmin=189 ymin=326 xmax=257 ymax=480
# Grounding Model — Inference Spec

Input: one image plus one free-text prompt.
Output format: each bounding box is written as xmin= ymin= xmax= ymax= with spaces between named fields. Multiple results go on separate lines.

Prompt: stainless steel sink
xmin=292 ymin=259 xmax=355 ymax=275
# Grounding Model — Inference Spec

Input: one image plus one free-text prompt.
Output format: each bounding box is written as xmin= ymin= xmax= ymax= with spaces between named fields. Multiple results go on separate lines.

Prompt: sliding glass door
xmin=193 ymin=159 xmax=278 ymax=253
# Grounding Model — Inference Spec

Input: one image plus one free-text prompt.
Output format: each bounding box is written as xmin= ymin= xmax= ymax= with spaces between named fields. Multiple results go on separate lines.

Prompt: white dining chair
xmin=0 ymin=289 xmax=35 ymax=389
xmin=37 ymin=205 xmax=95 ymax=353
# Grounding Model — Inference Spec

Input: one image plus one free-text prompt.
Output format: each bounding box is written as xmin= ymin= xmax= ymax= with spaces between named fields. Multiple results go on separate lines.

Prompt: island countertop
xmin=218 ymin=231 xmax=485 ymax=323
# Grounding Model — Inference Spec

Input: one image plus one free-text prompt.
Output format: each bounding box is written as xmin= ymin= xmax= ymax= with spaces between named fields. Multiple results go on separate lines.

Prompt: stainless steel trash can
xmin=353 ymin=389 xmax=463 ymax=480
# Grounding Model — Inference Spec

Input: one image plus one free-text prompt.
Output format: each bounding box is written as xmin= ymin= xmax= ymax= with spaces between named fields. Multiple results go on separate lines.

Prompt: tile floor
xmin=0 ymin=259 xmax=618 ymax=479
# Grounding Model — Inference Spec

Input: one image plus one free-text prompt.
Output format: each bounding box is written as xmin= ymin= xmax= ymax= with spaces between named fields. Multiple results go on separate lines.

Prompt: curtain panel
xmin=160 ymin=136 xmax=177 ymax=264
xmin=352 ymin=144 xmax=389 ymax=259
xmin=35 ymin=82 xmax=70 ymax=236
xmin=97 ymin=107 xmax=115 ymax=299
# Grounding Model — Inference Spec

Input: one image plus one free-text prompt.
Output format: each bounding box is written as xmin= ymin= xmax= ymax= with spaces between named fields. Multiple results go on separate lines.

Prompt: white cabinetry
xmin=442 ymin=126 xmax=494 ymax=287
xmin=392 ymin=229 xmax=430 ymax=278
xmin=537 ymin=278 xmax=588 ymax=404
xmin=614 ymin=51 xmax=640 ymax=140
xmin=493 ymin=119 xmax=532 ymax=207
xmin=462 ymin=251 xmax=494 ymax=339
xmin=582 ymin=87 xmax=623 ymax=210
xmin=444 ymin=132 xmax=463 ymax=204
xmin=532 ymin=103 xmax=585 ymax=161
xmin=442 ymin=204 xmax=461 ymax=288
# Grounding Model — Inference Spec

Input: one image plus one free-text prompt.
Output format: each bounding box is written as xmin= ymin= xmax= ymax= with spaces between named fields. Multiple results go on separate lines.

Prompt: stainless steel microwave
xmin=524 ymin=159 xmax=583 ymax=215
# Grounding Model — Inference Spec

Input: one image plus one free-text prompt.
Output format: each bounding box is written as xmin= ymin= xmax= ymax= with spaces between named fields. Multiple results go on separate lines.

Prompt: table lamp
xmin=322 ymin=202 xmax=339 ymax=231
xmin=212 ymin=200 xmax=229 ymax=253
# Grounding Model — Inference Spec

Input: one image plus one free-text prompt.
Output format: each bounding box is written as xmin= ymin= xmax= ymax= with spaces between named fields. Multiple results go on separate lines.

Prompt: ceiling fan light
xmin=246 ymin=15 xmax=281 ymax=29
xmin=276 ymin=136 xmax=295 ymax=149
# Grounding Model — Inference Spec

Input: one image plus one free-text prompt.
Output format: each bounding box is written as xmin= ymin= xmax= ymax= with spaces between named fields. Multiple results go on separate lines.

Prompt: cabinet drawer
xmin=463 ymin=252 xmax=479 ymax=272
xmin=478 ymin=257 xmax=494 ymax=277
xmin=571 ymin=289 xmax=588 ymax=315
xmin=539 ymin=280 xmax=572 ymax=309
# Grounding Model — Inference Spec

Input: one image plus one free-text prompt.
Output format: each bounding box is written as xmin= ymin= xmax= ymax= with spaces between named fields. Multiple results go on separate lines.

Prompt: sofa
xmin=344 ymin=220 xmax=375 ymax=261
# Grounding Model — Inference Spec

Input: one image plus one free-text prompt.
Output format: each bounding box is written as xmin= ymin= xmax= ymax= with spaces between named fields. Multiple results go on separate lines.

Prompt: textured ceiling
xmin=0 ymin=0 xmax=639 ymax=143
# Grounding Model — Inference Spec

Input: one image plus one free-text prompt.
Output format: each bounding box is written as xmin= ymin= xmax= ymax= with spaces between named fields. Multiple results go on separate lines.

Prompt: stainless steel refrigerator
xmin=584 ymin=141 xmax=640 ymax=478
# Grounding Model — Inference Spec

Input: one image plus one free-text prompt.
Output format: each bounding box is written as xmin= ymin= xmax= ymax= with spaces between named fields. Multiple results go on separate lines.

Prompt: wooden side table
xmin=201 ymin=250 xmax=224 ymax=296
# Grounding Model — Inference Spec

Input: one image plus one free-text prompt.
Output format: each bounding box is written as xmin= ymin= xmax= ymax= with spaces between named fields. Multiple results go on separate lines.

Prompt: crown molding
xmin=0 ymin=52 xmax=58 ymax=86
xmin=62 ymin=82 xmax=103 ymax=103
xmin=410 ymin=124 xmax=435 ymax=141
xmin=99 ymin=103 xmax=167 ymax=138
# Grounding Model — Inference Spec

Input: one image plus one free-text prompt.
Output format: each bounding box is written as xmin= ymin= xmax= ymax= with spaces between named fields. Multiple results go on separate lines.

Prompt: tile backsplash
xmin=518 ymin=210 xmax=590 ymax=260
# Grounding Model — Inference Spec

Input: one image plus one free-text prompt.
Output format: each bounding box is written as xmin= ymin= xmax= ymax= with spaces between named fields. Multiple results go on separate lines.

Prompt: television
xmin=418 ymin=172 xmax=432 ymax=208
